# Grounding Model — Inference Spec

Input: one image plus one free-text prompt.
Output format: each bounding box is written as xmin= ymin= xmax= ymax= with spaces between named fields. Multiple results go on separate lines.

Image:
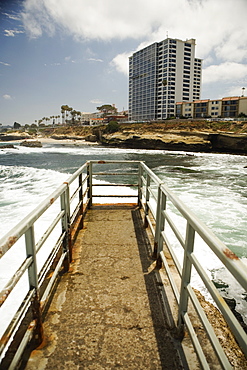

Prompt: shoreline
xmin=1 ymin=131 xmax=247 ymax=155
xmin=38 ymin=137 xmax=99 ymax=145
xmin=0 ymin=136 xmax=99 ymax=146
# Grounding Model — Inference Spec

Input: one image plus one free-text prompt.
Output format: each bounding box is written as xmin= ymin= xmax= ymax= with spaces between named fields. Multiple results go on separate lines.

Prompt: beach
xmin=0 ymin=135 xmax=98 ymax=147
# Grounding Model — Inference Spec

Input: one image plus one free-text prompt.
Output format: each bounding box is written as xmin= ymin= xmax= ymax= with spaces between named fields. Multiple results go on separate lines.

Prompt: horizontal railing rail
xmin=0 ymin=160 xmax=246 ymax=369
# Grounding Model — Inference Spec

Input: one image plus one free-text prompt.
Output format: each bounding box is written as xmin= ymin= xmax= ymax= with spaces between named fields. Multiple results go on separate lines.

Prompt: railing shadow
xmin=131 ymin=208 xmax=189 ymax=370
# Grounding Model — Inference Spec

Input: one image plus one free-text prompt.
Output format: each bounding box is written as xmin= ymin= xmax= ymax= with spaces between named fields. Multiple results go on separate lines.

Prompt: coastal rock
xmin=20 ymin=140 xmax=42 ymax=148
xmin=51 ymin=135 xmax=69 ymax=140
xmin=100 ymin=131 xmax=247 ymax=154
xmin=101 ymin=131 xmax=212 ymax=152
xmin=224 ymin=297 xmax=247 ymax=333
xmin=209 ymin=133 xmax=247 ymax=153
xmin=84 ymin=134 xmax=97 ymax=142
xmin=51 ymin=135 xmax=86 ymax=141
xmin=0 ymin=144 xmax=16 ymax=149
xmin=0 ymin=134 xmax=31 ymax=141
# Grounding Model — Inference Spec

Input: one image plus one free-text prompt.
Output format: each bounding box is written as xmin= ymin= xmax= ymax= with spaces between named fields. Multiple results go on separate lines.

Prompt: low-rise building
xmin=104 ymin=114 xmax=128 ymax=123
xmin=80 ymin=112 xmax=102 ymax=124
xmin=176 ymin=96 xmax=247 ymax=119
xmin=89 ymin=117 xmax=105 ymax=125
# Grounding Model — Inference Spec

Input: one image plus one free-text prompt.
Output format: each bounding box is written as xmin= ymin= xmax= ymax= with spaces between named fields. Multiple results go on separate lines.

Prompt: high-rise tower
xmin=128 ymin=38 xmax=202 ymax=121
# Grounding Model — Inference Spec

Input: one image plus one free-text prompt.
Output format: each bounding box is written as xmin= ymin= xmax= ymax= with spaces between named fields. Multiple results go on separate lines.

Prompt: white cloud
xmin=3 ymin=12 xmax=21 ymax=21
xmin=88 ymin=58 xmax=103 ymax=63
xmin=4 ymin=29 xmax=24 ymax=37
xmin=226 ymin=85 xmax=246 ymax=98
xmin=90 ymin=99 xmax=103 ymax=104
xmin=21 ymin=0 xmax=247 ymax=55
xmin=3 ymin=94 xmax=12 ymax=100
xmin=111 ymin=52 xmax=132 ymax=75
xmin=0 ymin=61 xmax=11 ymax=67
xmin=21 ymin=1 xmax=56 ymax=38
xmin=203 ymin=62 xmax=247 ymax=84
xmin=21 ymin=0 xmax=247 ymax=95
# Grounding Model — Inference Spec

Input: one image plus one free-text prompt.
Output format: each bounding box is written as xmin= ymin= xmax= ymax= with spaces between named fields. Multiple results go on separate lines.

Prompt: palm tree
xmin=61 ymin=110 xmax=65 ymax=124
xmin=67 ymin=107 xmax=73 ymax=124
xmin=61 ymin=105 xmax=69 ymax=125
xmin=71 ymin=110 xmax=77 ymax=124
xmin=77 ymin=111 xmax=81 ymax=124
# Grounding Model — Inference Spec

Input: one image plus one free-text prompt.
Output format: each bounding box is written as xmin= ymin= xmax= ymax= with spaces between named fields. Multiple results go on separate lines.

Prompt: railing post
xmin=137 ymin=163 xmax=143 ymax=208
xmin=144 ymin=174 xmax=150 ymax=228
xmin=25 ymin=226 xmax=43 ymax=346
xmin=153 ymin=183 xmax=162 ymax=259
xmin=61 ymin=184 xmax=71 ymax=272
xmin=79 ymin=173 xmax=84 ymax=229
xmin=178 ymin=222 xmax=195 ymax=328
xmin=155 ymin=190 xmax=166 ymax=269
xmin=87 ymin=162 xmax=93 ymax=208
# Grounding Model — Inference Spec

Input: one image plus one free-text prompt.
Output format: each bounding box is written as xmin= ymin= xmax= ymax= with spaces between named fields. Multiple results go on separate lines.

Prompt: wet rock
xmin=51 ymin=135 xmax=86 ymax=141
xmin=0 ymin=144 xmax=16 ymax=149
xmin=209 ymin=133 xmax=247 ymax=154
xmin=224 ymin=297 xmax=247 ymax=333
xmin=101 ymin=131 xmax=212 ymax=152
xmin=0 ymin=134 xmax=31 ymax=141
xmin=100 ymin=131 xmax=247 ymax=154
xmin=20 ymin=140 xmax=42 ymax=148
xmin=51 ymin=135 xmax=69 ymax=140
xmin=85 ymin=134 xmax=97 ymax=142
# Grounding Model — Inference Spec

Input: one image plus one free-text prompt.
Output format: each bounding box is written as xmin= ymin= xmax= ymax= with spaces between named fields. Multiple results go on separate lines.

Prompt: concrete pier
xmin=25 ymin=205 xmax=188 ymax=369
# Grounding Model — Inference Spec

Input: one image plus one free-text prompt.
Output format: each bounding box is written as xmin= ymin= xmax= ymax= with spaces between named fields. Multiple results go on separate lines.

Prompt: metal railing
xmin=0 ymin=162 xmax=90 ymax=369
xmin=138 ymin=161 xmax=247 ymax=369
xmin=0 ymin=160 xmax=246 ymax=369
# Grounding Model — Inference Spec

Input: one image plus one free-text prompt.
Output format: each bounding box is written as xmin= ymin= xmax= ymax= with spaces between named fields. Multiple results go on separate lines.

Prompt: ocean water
xmin=0 ymin=142 xmax=246 ymax=335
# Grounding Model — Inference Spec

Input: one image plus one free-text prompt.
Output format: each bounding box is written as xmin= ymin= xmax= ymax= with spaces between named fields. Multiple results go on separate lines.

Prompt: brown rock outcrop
xmin=209 ymin=133 xmax=247 ymax=153
xmin=101 ymin=131 xmax=247 ymax=154
xmin=20 ymin=140 xmax=42 ymax=148
xmin=101 ymin=131 xmax=212 ymax=152
xmin=0 ymin=134 xmax=31 ymax=141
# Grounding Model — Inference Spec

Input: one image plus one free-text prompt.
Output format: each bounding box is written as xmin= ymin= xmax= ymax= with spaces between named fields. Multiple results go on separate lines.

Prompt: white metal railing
xmin=0 ymin=162 xmax=90 ymax=369
xmin=0 ymin=160 xmax=246 ymax=369
xmin=138 ymin=161 xmax=247 ymax=369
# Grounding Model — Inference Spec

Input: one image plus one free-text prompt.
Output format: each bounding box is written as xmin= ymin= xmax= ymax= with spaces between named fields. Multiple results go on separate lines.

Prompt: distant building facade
xmin=80 ymin=112 xmax=102 ymax=125
xmin=176 ymin=96 xmax=247 ymax=119
xmin=128 ymin=38 xmax=202 ymax=121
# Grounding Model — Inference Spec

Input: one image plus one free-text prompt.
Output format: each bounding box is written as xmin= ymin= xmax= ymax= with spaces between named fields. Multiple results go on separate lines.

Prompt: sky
xmin=0 ymin=0 xmax=247 ymax=126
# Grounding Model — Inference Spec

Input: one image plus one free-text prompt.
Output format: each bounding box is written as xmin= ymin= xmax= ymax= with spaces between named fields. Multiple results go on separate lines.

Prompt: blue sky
xmin=0 ymin=0 xmax=247 ymax=126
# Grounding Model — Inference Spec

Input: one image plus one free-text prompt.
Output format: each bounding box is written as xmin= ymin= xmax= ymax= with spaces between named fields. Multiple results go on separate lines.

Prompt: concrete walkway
xmin=25 ymin=205 xmax=187 ymax=369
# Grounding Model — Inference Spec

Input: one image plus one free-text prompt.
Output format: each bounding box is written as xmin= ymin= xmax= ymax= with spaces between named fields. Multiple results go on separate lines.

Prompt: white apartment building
xmin=176 ymin=96 xmax=247 ymax=119
xmin=129 ymin=38 xmax=202 ymax=121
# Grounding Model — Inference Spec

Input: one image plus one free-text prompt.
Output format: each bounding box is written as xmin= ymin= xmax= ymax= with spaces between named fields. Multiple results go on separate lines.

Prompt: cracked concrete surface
xmin=25 ymin=205 xmax=187 ymax=369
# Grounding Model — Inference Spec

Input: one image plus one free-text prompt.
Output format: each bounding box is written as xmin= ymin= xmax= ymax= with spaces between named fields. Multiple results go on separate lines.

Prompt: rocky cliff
xmin=100 ymin=130 xmax=247 ymax=154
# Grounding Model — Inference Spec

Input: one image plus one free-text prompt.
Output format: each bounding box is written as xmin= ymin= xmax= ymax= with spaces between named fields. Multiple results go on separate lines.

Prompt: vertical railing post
xmin=137 ymin=163 xmax=143 ymax=208
xmin=153 ymin=182 xmax=162 ymax=259
xmin=79 ymin=173 xmax=84 ymax=229
xmin=61 ymin=184 xmax=71 ymax=272
xmin=87 ymin=162 xmax=93 ymax=208
xmin=178 ymin=222 xmax=195 ymax=328
xmin=155 ymin=190 xmax=166 ymax=269
xmin=25 ymin=226 xmax=43 ymax=346
xmin=144 ymin=174 xmax=150 ymax=228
